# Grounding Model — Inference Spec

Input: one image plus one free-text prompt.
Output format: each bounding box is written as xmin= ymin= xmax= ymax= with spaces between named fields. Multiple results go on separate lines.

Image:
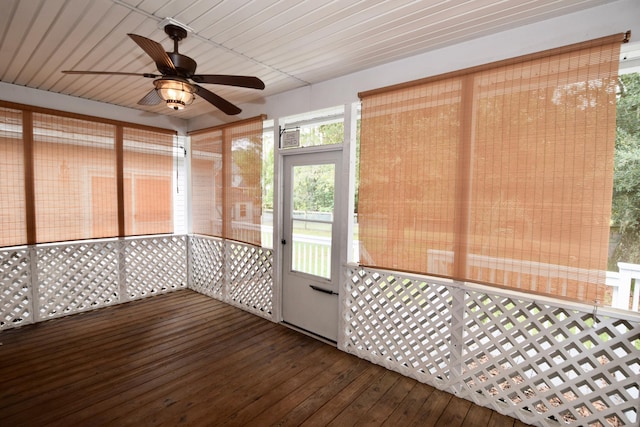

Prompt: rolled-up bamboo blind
xmin=358 ymin=34 xmax=624 ymax=303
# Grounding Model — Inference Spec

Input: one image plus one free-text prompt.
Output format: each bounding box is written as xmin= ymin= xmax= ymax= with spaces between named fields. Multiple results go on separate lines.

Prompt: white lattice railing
xmin=0 ymin=235 xmax=187 ymax=330
xmin=3 ymin=232 xmax=637 ymax=427
xmin=188 ymin=235 xmax=274 ymax=320
xmin=341 ymin=265 xmax=640 ymax=427
xmin=0 ymin=247 xmax=32 ymax=329
xmin=0 ymin=233 xmax=274 ymax=328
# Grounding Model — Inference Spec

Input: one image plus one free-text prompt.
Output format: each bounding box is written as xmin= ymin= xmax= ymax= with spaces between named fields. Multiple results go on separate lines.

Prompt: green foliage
xmin=318 ymin=122 xmax=344 ymax=145
xmin=611 ymin=72 xmax=640 ymax=266
xmin=232 ymin=136 xmax=262 ymax=189
xmin=262 ymin=142 xmax=274 ymax=209
xmin=299 ymin=122 xmax=344 ymax=147
xmin=293 ymin=164 xmax=335 ymax=212
xmin=609 ymin=228 xmax=640 ymax=268
xmin=612 ymin=146 xmax=640 ymax=232
xmin=617 ymin=73 xmax=640 ymax=146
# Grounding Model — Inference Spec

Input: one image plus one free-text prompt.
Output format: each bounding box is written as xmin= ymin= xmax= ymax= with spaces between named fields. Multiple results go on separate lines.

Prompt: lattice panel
xmin=124 ymin=236 xmax=187 ymax=300
xmin=188 ymin=236 xmax=225 ymax=299
xmin=461 ymin=291 xmax=640 ymax=427
xmin=343 ymin=267 xmax=456 ymax=389
xmin=37 ymin=242 xmax=119 ymax=320
xmin=342 ymin=266 xmax=640 ymax=427
xmin=226 ymin=241 xmax=273 ymax=319
xmin=0 ymin=248 xmax=32 ymax=329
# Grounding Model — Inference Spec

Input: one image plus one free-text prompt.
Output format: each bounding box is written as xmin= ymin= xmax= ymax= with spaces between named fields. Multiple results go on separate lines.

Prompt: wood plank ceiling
xmin=0 ymin=0 xmax=620 ymax=120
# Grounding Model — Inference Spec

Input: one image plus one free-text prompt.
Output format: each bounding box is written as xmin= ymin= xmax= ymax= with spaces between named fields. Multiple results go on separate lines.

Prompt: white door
xmin=282 ymin=149 xmax=342 ymax=342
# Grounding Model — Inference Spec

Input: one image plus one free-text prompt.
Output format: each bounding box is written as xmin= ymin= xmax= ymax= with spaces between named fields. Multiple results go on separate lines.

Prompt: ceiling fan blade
xmin=195 ymin=85 xmax=241 ymax=115
xmin=62 ymin=70 xmax=159 ymax=78
xmin=191 ymin=75 xmax=265 ymax=90
xmin=137 ymin=89 xmax=163 ymax=106
xmin=128 ymin=33 xmax=175 ymax=73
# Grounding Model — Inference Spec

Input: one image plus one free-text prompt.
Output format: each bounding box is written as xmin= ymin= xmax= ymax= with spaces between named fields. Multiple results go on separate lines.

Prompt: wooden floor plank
xmin=1 ymin=300 xmax=262 ymax=417
xmin=0 ymin=305 xmax=263 ymax=414
xmin=176 ymin=341 xmax=332 ymax=426
xmin=238 ymin=348 xmax=358 ymax=426
xmin=0 ymin=301 xmax=243 ymax=385
xmin=406 ymin=387 xmax=454 ymax=426
xmin=102 ymin=331 xmax=318 ymax=426
xmin=33 ymin=317 xmax=281 ymax=424
xmin=0 ymin=294 xmax=229 ymax=374
xmin=488 ymin=410 xmax=519 ymax=427
xmin=1 ymin=290 xmax=201 ymax=352
xmin=299 ymin=363 xmax=389 ymax=426
xmin=262 ymin=356 xmax=371 ymax=427
xmin=0 ymin=289 xmax=532 ymax=427
xmin=462 ymin=401 xmax=496 ymax=427
xmin=326 ymin=369 xmax=401 ymax=426
xmin=380 ymin=378 xmax=436 ymax=426
xmin=356 ymin=375 xmax=417 ymax=425
xmin=434 ymin=395 xmax=473 ymax=427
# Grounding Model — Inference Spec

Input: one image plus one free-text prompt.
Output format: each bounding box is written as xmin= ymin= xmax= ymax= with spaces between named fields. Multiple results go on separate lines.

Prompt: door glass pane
xmin=291 ymin=163 xmax=335 ymax=278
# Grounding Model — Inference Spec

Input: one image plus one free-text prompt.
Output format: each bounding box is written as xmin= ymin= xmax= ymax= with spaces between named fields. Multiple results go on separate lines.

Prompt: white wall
xmin=0 ymin=81 xmax=188 ymax=134
xmin=189 ymin=0 xmax=640 ymax=130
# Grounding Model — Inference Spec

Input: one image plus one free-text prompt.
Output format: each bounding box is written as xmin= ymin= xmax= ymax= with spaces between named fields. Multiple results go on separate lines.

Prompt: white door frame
xmin=271 ymin=103 xmax=358 ymax=345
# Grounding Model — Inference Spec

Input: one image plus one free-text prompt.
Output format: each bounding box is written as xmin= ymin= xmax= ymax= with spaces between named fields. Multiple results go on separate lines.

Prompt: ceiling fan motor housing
xmin=164 ymin=52 xmax=197 ymax=77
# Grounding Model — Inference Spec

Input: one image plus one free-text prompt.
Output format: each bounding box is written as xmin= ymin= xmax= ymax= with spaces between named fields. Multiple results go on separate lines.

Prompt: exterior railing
xmin=606 ymin=262 xmax=640 ymax=311
xmin=264 ymin=227 xmax=639 ymax=312
xmin=428 ymin=249 xmax=639 ymax=311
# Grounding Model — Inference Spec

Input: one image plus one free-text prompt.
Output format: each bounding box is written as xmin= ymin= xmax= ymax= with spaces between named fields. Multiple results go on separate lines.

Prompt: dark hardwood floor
xmin=0 ymin=290 xmax=530 ymax=426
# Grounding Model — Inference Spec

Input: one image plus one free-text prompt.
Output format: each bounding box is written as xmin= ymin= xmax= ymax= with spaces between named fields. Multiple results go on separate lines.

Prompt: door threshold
xmin=281 ymin=321 xmax=337 ymax=346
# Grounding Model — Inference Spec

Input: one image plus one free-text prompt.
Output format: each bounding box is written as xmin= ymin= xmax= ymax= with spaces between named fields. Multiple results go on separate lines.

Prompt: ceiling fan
xmin=62 ymin=24 xmax=265 ymax=115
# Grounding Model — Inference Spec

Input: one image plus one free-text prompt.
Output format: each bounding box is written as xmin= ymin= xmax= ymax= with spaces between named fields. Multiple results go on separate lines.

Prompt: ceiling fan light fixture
xmin=154 ymin=78 xmax=195 ymax=110
xmin=64 ymin=26 xmax=264 ymax=115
